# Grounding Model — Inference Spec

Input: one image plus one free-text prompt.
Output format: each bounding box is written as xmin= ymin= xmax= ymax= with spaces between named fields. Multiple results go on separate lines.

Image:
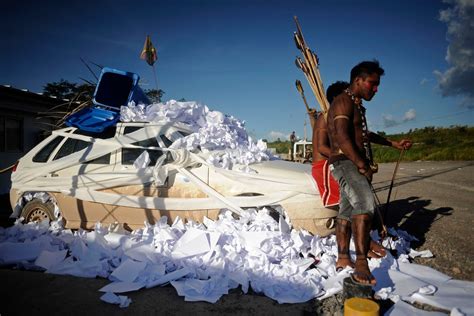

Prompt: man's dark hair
xmin=350 ymin=60 xmax=385 ymax=83
xmin=326 ymin=81 xmax=349 ymax=104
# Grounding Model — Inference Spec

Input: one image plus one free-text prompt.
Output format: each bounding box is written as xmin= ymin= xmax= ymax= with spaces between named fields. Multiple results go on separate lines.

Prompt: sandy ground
xmin=0 ymin=161 xmax=473 ymax=315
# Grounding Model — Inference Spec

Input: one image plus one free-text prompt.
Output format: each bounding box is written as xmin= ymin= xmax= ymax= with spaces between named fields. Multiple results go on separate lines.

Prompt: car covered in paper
xmin=9 ymin=68 xmax=337 ymax=235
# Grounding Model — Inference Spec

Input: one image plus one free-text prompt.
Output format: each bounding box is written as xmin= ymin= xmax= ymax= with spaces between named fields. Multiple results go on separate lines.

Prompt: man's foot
xmin=351 ymin=257 xmax=376 ymax=286
xmin=368 ymin=240 xmax=387 ymax=259
xmin=336 ymin=254 xmax=354 ymax=272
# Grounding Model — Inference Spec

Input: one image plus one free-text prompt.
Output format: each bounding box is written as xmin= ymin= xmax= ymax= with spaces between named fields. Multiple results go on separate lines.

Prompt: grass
xmin=267 ymin=125 xmax=474 ymax=162
xmin=373 ymin=125 xmax=474 ymax=162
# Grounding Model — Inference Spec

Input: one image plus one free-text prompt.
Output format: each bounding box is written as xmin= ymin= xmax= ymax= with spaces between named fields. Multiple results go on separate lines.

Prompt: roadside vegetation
xmin=267 ymin=126 xmax=474 ymax=162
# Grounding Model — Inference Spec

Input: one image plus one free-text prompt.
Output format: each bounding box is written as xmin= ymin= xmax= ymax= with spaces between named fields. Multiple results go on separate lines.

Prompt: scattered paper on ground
xmin=0 ymin=209 xmax=472 ymax=315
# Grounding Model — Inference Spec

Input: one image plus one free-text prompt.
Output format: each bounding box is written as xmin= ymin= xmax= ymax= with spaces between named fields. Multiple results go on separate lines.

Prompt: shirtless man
xmin=313 ymin=81 xmax=387 ymax=265
xmin=314 ymin=81 xmax=350 ymax=159
xmin=312 ymin=82 xmax=349 ymax=207
xmin=327 ymin=61 xmax=412 ymax=285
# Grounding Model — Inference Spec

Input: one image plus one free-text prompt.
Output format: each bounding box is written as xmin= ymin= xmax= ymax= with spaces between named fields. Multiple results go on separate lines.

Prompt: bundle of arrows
xmin=293 ymin=16 xmax=330 ymax=128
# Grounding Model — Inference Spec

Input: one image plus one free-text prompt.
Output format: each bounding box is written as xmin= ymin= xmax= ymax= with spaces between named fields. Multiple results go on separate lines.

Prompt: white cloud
xmin=403 ymin=109 xmax=417 ymax=121
xmin=382 ymin=108 xmax=417 ymax=128
xmin=382 ymin=114 xmax=398 ymax=128
xmin=420 ymin=78 xmax=431 ymax=85
xmin=267 ymin=131 xmax=288 ymax=141
xmin=435 ymin=0 xmax=474 ymax=106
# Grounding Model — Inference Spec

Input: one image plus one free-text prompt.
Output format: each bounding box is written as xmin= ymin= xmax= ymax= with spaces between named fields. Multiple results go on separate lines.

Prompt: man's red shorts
xmin=312 ymin=159 xmax=340 ymax=207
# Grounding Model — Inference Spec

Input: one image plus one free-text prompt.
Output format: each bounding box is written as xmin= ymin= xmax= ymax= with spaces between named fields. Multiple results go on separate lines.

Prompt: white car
xmin=10 ymin=121 xmax=337 ymax=235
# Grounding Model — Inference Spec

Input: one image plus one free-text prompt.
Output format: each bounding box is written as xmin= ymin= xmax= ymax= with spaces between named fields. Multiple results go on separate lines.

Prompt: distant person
xmin=289 ymin=131 xmax=296 ymax=161
xmin=327 ymin=60 xmax=412 ymax=286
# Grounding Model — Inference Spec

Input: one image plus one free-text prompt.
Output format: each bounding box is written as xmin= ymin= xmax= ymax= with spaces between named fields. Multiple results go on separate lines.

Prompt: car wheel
xmin=21 ymin=200 xmax=56 ymax=223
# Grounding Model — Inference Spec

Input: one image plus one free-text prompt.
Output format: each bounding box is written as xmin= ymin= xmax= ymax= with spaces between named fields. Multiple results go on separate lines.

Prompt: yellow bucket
xmin=344 ymin=297 xmax=379 ymax=316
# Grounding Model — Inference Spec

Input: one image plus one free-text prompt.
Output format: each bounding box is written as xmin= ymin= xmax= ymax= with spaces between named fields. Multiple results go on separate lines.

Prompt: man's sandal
xmin=368 ymin=240 xmax=387 ymax=259
xmin=351 ymin=256 xmax=376 ymax=286
xmin=350 ymin=270 xmax=376 ymax=286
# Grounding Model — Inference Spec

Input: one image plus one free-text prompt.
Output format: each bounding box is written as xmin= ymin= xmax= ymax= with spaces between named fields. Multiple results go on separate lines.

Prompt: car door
xmin=106 ymin=124 xmax=211 ymax=226
xmin=42 ymin=127 xmax=118 ymax=228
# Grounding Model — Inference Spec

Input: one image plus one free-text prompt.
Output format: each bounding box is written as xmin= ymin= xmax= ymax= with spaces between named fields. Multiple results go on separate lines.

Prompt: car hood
xmin=249 ymin=159 xmax=312 ymax=179
xmin=209 ymin=159 xmax=317 ymax=195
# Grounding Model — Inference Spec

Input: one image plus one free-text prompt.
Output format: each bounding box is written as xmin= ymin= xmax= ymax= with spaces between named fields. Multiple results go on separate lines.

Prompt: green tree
xmin=43 ymin=79 xmax=94 ymax=101
xmin=145 ymin=89 xmax=165 ymax=103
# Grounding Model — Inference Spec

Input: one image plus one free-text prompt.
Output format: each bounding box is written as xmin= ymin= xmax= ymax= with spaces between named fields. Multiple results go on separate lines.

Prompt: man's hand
xmin=392 ymin=139 xmax=412 ymax=150
xmin=308 ymin=108 xmax=318 ymax=118
xmin=359 ymin=167 xmax=373 ymax=182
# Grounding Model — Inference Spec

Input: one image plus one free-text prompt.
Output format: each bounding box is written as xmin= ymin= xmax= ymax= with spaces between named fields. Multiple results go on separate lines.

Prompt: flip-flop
xmin=368 ymin=240 xmax=387 ymax=259
xmin=351 ymin=270 xmax=376 ymax=286
xmin=368 ymin=249 xmax=384 ymax=259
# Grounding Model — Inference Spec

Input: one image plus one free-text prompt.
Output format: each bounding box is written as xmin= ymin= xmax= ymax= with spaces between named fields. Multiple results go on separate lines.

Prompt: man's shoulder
xmin=332 ymin=92 xmax=351 ymax=105
xmin=329 ymin=93 xmax=353 ymax=114
xmin=316 ymin=113 xmax=326 ymax=127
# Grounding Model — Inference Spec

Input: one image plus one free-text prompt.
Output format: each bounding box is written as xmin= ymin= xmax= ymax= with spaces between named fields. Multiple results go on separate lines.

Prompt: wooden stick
xmin=294 ymin=16 xmax=307 ymax=47
xmin=0 ymin=164 xmax=15 ymax=174
xmin=370 ymin=183 xmax=389 ymax=239
xmin=295 ymin=80 xmax=311 ymax=112
xmin=384 ymin=148 xmax=405 ymax=220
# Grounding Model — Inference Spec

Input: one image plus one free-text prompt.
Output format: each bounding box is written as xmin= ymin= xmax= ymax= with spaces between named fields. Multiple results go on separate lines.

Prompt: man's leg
xmin=331 ymin=160 xmax=377 ymax=285
xmin=329 ymin=162 xmax=385 ymax=260
xmin=335 ymin=218 xmax=354 ymax=270
xmin=352 ymin=213 xmax=376 ymax=285
xmin=330 ymin=161 xmax=355 ymax=270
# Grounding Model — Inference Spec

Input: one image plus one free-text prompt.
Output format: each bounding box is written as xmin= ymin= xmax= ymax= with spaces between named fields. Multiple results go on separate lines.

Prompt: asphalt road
xmin=371 ymin=160 xmax=474 ymax=282
xmin=0 ymin=161 xmax=473 ymax=315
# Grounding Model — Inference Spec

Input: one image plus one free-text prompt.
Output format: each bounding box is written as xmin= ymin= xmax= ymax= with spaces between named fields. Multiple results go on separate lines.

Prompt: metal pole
xmin=152 ymin=64 xmax=159 ymax=93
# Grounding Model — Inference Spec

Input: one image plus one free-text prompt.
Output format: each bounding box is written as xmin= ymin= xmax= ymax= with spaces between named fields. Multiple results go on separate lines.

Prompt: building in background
xmin=0 ymin=85 xmax=76 ymax=194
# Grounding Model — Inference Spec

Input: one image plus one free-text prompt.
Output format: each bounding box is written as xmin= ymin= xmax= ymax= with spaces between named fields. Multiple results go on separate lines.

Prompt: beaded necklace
xmin=344 ymin=88 xmax=374 ymax=167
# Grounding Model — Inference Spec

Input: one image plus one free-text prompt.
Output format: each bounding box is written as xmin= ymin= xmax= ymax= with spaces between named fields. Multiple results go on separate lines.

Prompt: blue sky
xmin=2 ymin=0 xmax=473 ymax=141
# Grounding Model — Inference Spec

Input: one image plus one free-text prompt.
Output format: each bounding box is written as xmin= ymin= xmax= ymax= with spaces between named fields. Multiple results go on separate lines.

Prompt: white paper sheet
xmin=110 ymin=259 xmax=147 ymax=282
xmin=35 ymin=250 xmax=67 ymax=270
xmin=171 ymin=228 xmax=212 ymax=259
xmin=100 ymin=292 xmax=132 ymax=308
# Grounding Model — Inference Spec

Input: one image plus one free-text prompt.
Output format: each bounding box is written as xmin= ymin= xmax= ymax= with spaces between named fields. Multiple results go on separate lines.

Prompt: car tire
xmin=21 ymin=200 xmax=56 ymax=223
